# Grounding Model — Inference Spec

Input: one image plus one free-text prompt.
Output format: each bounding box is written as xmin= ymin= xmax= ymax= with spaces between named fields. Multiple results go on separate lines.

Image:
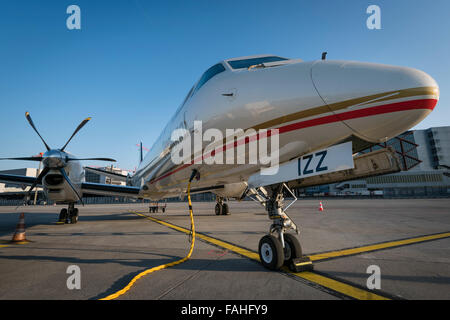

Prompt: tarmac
xmin=0 ymin=199 xmax=449 ymax=300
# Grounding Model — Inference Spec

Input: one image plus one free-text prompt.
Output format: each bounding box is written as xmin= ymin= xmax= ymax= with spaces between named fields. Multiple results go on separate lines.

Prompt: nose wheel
xmin=251 ymin=183 xmax=313 ymax=272
xmin=258 ymin=233 xmax=303 ymax=270
xmin=258 ymin=235 xmax=284 ymax=270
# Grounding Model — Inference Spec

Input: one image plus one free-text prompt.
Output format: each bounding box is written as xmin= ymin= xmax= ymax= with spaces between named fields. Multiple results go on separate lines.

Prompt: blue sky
xmin=0 ymin=0 xmax=449 ymax=171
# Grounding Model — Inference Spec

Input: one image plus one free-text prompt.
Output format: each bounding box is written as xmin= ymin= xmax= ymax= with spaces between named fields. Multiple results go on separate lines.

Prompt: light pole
xmin=33 ymin=152 xmax=43 ymax=205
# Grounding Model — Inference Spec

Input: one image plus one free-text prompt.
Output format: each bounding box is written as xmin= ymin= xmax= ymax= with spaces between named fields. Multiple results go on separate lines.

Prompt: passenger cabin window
xmin=228 ymin=56 xmax=288 ymax=70
xmin=193 ymin=63 xmax=226 ymax=94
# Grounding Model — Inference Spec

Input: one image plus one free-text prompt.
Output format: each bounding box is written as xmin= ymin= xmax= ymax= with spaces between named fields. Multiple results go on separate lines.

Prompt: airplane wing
xmin=84 ymin=167 xmax=128 ymax=182
xmin=81 ymin=182 xmax=141 ymax=197
xmin=0 ymin=173 xmax=38 ymax=186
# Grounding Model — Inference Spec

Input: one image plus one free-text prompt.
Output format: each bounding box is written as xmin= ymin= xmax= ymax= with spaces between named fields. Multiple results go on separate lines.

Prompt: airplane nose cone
xmin=311 ymin=60 xmax=439 ymax=142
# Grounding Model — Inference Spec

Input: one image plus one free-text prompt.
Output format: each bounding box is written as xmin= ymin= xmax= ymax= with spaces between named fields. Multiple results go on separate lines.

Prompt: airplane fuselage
xmin=132 ymin=56 xmax=439 ymax=199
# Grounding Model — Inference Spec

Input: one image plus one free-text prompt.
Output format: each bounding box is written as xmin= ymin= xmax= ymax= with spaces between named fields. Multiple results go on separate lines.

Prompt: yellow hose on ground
xmin=99 ymin=179 xmax=196 ymax=300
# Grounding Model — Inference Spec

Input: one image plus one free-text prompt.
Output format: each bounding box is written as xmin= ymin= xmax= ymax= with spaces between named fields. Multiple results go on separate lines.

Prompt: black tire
xmin=283 ymin=233 xmax=302 ymax=266
xmin=70 ymin=208 xmax=79 ymax=224
xmin=215 ymin=203 xmax=222 ymax=215
xmin=221 ymin=203 xmax=229 ymax=215
xmin=258 ymin=235 xmax=284 ymax=270
xmin=58 ymin=208 xmax=67 ymax=223
xmin=162 ymin=208 xmax=166 ymax=213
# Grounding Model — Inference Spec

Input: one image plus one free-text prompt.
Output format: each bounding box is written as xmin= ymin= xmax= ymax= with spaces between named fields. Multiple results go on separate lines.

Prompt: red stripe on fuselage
xmin=149 ymin=98 xmax=437 ymax=185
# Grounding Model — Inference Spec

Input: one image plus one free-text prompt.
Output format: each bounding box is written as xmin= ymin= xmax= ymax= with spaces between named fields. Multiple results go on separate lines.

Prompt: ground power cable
xmin=99 ymin=170 xmax=198 ymax=300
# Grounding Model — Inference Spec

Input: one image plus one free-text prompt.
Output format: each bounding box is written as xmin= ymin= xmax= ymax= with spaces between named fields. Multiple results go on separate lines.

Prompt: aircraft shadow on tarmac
xmin=0 ymin=252 xmax=261 ymax=273
xmin=0 ymin=212 xmax=148 ymax=237
xmin=89 ymin=256 xmax=265 ymax=300
xmin=0 ymin=252 xmax=263 ymax=300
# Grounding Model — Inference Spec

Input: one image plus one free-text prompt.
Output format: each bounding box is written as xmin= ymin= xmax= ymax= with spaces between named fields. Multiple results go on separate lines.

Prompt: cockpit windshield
xmin=193 ymin=63 xmax=226 ymax=94
xmin=228 ymin=56 xmax=288 ymax=70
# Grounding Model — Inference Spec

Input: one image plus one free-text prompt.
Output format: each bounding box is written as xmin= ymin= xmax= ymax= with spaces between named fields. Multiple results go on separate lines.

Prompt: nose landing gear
xmin=250 ymin=183 xmax=313 ymax=272
xmin=58 ymin=203 xmax=79 ymax=224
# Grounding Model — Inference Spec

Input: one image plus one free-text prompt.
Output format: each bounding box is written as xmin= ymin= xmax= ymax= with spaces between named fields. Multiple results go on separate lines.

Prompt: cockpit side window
xmin=228 ymin=56 xmax=288 ymax=69
xmin=193 ymin=63 xmax=226 ymax=95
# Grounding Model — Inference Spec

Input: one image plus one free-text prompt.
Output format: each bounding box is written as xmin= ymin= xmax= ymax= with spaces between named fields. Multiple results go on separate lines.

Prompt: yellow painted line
xmin=135 ymin=212 xmax=260 ymax=260
xmin=309 ymin=232 xmax=450 ymax=262
xmin=290 ymin=271 xmax=389 ymax=300
xmin=133 ymin=211 xmax=389 ymax=300
xmin=0 ymin=245 xmax=9 ymax=248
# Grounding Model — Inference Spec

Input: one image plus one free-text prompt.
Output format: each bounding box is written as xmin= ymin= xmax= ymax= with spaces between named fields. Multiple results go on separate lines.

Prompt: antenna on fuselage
xmin=321 ymin=52 xmax=327 ymax=60
xmin=139 ymin=142 xmax=143 ymax=163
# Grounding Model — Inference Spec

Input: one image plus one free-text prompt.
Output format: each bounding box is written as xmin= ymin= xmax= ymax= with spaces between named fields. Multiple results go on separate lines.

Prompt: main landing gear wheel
xmin=215 ymin=203 xmax=222 ymax=215
xmin=221 ymin=203 xmax=229 ymax=215
xmin=283 ymin=233 xmax=302 ymax=266
xmin=214 ymin=203 xmax=230 ymax=215
xmin=60 ymin=203 xmax=79 ymax=224
xmin=58 ymin=208 xmax=67 ymax=223
xmin=258 ymin=235 xmax=284 ymax=270
xmin=215 ymin=196 xmax=230 ymax=216
xmin=70 ymin=208 xmax=79 ymax=224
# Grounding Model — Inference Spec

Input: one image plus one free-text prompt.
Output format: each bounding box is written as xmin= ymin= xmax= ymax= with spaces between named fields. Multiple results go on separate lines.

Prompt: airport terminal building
xmin=301 ymin=126 xmax=450 ymax=198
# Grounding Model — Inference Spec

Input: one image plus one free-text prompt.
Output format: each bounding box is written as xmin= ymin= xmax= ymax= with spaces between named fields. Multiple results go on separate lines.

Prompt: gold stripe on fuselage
xmin=252 ymin=86 xmax=438 ymax=131
xmin=147 ymin=86 xmax=438 ymax=190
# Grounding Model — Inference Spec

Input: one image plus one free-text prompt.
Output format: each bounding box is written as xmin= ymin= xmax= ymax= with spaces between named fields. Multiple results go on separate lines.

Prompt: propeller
xmin=1 ymin=112 xmax=116 ymax=165
xmin=25 ymin=112 xmax=51 ymax=151
xmin=60 ymin=117 xmax=91 ymax=152
xmin=59 ymin=167 xmax=84 ymax=205
xmin=1 ymin=112 xmax=117 ymax=204
xmin=26 ymin=166 xmax=50 ymax=195
xmin=0 ymin=157 xmax=43 ymax=161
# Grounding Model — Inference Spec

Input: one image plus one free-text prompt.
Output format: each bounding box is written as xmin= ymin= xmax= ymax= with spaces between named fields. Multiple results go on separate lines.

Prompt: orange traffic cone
xmin=11 ymin=212 xmax=28 ymax=243
xmin=318 ymin=201 xmax=324 ymax=212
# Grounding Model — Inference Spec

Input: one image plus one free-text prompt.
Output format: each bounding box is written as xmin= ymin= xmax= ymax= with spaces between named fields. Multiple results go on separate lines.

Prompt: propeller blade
xmin=25 ymin=112 xmax=51 ymax=151
xmin=27 ymin=166 xmax=50 ymax=195
xmin=59 ymin=168 xmax=84 ymax=205
xmin=60 ymin=117 xmax=91 ymax=152
xmin=0 ymin=157 xmax=43 ymax=161
xmin=67 ymin=157 xmax=116 ymax=162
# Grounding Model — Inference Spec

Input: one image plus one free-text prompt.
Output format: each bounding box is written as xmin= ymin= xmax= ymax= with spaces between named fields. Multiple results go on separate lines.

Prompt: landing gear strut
xmin=58 ymin=203 xmax=79 ymax=224
xmin=215 ymin=196 xmax=229 ymax=215
xmin=249 ymin=183 xmax=313 ymax=272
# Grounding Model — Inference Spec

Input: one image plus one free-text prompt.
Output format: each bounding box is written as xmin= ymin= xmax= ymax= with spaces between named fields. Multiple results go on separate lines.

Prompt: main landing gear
xmin=214 ymin=196 xmax=230 ymax=215
xmin=248 ymin=183 xmax=313 ymax=272
xmin=58 ymin=203 xmax=79 ymax=224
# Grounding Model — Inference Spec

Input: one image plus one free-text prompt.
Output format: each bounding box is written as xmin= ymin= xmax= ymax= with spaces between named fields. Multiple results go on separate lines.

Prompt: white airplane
xmin=0 ymin=54 xmax=439 ymax=271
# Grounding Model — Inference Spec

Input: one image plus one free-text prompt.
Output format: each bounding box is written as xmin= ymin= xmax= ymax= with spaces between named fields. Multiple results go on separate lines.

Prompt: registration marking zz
xmin=298 ymin=150 xmax=328 ymax=176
